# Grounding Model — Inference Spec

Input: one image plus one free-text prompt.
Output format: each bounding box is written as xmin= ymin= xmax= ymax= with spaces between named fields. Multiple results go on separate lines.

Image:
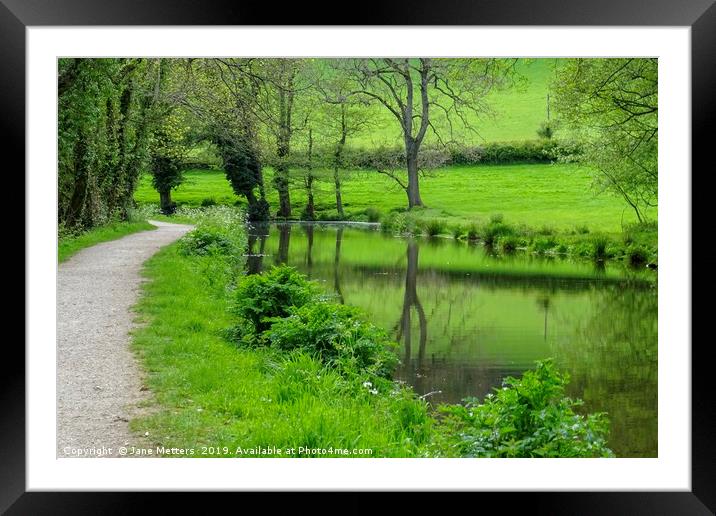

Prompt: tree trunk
xmin=334 ymin=171 xmax=344 ymax=218
xmin=334 ymin=106 xmax=347 ymax=218
xmin=305 ymin=181 xmax=315 ymax=220
xmin=274 ymin=167 xmax=291 ymax=218
xmin=304 ymin=128 xmax=315 ymax=220
xmin=159 ymin=189 xmax=174 ymax=214
xmin=406 ymin=145 xmax=424 ymax=208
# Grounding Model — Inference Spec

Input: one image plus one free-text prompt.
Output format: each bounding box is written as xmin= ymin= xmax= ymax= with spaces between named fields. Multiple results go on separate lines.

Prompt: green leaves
xmin=436 ymin=359 xmax=614 ymax=458
xmin=232 ymin=265 xmax=319 ymax=334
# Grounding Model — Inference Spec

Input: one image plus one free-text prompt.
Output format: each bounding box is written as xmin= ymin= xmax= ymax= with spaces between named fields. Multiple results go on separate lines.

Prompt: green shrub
xmin=498 ymin=235 xmax=521 ymax=253
xmin=200 ymin=197 xmax=217 ymax=207
xmin=591 ymin=236 xmax=610 ymax=261
xmin=532 ymin=236 xmax=558 ymax=254
xmin=232 ymin=265 xmax=319 ymax=335
xmin=489 ymin=213 xmax=504 ymax=224
xmin=537 ymin=225 xmax=556 ymax=236
xmin=466 ymin=224 xmax=480 ymax=241
xmin=316 ymin=210 xmax=341 ymax=222
xmin=575 ymin=224 xmax=590 ymax=235
xmin=178 ymin=206 xmax=246 ymax=259
xmin=264 ymin=302 xmax=399 ymax=380
xmin=364 ymin=207 xmax=382 ymax=223
xmin=627 ymin=246 xmax=649 ymax=266
xmin=451 ymin=225 xmax=465 ymax=240
xmin=435 ymin=360 xmax=614 ymax=458
xmin=482 ymin=220 xmax=515 ymax=246
xmin=179 ymin=227 xmax=236 ymax=256
xmin=536 ymin=120 xmax=558 ymax=139
xmin=421 ymin=219 xmax=447 ymax=237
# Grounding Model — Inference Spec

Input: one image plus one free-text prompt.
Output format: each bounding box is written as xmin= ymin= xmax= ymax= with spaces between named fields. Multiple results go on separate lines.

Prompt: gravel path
xmin=57 ymin=220 xmax=193 ymax=457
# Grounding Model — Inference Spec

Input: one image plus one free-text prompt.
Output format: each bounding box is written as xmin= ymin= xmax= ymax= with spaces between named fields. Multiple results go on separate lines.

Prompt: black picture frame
xmin=6 ymin=0 xmax=713 ymax=512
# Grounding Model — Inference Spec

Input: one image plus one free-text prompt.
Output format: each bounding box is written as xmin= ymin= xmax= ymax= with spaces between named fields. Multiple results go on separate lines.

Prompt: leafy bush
xmin=178 ymin=206 xmax=246 ymax=259
xmin=627 ymin=245 xmax=649 ymax=266
xmin=264 ymin=302 xmax=399 ymax=381
xmin=466 ymin=224 xmax=480 ymax=241
xmin=421 ymin=219 xmax=447 ymax=237
xmin=364 ymin=207 xmax=382 ymax=223
xmin=482 ymin=220 xmax=515 ymax=246
xmin=179 ymin=227 xmax=236 ymax=256
xmin=575 ymin=224 xmax=590 ymax=235
xmin=436 ymin=360 xmax=614 ymax=458
xmin=232 ymin=265 xmax=319 ymax=335
xmin=201 ymin=197 xmax=217 ymax=207
xmin=531 ymin=236 xmax=558 ymax=254
xmin=380 ymin=211 xmax=418 ymax=235
xmin=536 ymin=120 xmax=559 ymax=139
xmin=498 ymin=235 xmax=521 ymax=253
xmin=591 ymin=236 xmax=610 ymax=261
xmin=451 ymin=225 xmax=465 ymax=240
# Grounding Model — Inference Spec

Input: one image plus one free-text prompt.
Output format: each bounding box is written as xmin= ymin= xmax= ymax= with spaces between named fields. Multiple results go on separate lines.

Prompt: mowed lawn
xmin=135 ymin=163 xmax=650 ymax=234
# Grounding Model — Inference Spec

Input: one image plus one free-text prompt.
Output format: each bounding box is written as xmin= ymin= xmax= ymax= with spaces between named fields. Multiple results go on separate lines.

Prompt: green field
xmin=135 ymin=164 xmax=648 ymax=234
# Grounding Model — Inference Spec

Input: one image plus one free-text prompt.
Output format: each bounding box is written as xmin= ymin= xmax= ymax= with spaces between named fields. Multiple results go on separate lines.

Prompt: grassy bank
xmin=129 ymin=208 xmax=614 ymax=458
xmin=135 ymin=165 xmax=658 ymax=265
xmin=58 ymin=220 xmax=156 ymax=263
xmin=135 ymin=164 xmax=651 ymax=233
xmin=131 ymin=246 xmax=435 ymax=457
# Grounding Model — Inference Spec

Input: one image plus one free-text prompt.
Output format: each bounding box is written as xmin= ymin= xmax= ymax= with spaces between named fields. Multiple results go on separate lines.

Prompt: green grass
xmin=135 ymin=163 xmax=653 ymax=234
xmin=58 ymin=220 xmax=156 ymax=262
xmin=131 ymin=245 xmax=435 ymax=457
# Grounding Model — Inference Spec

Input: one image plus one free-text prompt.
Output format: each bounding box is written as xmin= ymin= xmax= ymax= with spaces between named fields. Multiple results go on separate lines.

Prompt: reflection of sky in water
xmin=246 ymin=223 xmax=658 ymax=458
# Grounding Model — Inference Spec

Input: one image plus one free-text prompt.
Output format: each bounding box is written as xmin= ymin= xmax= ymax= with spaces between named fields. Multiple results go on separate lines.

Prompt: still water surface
xmin=246 ymin=222 xmax=657 ymax=457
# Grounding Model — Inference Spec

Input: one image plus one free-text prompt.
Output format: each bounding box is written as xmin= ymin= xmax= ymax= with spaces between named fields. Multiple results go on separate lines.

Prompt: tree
xmin=148 ymin=60 xmax=193 ymax=214
xmin=150 ymin=112 xmax=188 ymax=214
xmin=340 ymin=58 xmax=514 ymax=209
xmin=58 ymin=58 xmax=166 ymax=229
xmin=185 ymin=58 xmax=270 ymax=221
xmin=315 ymin=67 xmax=371 ymax=218
xmin=553 ymin=58 xmax=658 ymax=223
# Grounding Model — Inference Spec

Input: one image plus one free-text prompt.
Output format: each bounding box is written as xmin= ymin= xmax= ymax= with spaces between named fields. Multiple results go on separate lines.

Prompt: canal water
xmin=245 ymin=222 xmax=657 ymax=457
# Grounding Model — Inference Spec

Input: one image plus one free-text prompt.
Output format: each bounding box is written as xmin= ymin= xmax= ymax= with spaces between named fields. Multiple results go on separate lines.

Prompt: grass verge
xmin=130 ymin=245 xmax=434 ymax=457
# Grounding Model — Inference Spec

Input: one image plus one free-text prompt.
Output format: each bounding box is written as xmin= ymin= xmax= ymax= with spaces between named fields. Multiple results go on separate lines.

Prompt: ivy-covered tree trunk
xmin=159 ymin=189 xmax=174 ymax=214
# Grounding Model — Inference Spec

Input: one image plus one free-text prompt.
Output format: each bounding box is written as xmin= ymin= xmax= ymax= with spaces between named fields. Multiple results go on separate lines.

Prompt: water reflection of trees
xmin=246 ymin=225 xmax=269 ymax=275
xmin=275 ymin=224 xmax=291 ymax=264
xmin=395 ymin=241 xmax=428 ymax=365
xmin=303 ymin=224 xmax=314 ymax=273
xmin=333 ymin=227 xmax=344 ymax=304
xmin=555 ymin=283 xmax=658 ymax=457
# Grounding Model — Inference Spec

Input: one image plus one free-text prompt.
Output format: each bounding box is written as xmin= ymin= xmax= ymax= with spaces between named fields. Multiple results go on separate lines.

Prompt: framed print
xmin=6 ymin=0 xmax=713 ymax=512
